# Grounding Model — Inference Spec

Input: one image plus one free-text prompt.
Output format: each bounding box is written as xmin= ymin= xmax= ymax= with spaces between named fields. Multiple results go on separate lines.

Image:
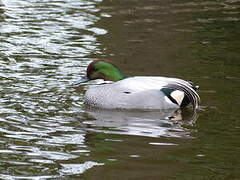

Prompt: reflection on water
xmin=0 ymin=0 xmax=106 ymax=178
xmin=60 ymin=161 xmax=104 ymax=176
xmin=0 ymin=0 xmax=239 ymax=179
xmin=84 ymin=108 xmax=197 ymax=138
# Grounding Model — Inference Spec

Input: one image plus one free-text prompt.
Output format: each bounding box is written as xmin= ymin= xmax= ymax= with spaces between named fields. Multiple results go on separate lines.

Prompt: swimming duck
xmin=73 ymin=60 xmax=200 ymax=110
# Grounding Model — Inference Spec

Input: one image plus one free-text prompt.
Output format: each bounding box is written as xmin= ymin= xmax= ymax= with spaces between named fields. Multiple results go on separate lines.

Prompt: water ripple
xmin=0 ymin=0 xmax=104 ymax=178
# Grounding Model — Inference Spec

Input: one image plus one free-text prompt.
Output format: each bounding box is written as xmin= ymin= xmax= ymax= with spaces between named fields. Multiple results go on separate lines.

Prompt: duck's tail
xmin=162 ymin=82 xmax=200 ymax=109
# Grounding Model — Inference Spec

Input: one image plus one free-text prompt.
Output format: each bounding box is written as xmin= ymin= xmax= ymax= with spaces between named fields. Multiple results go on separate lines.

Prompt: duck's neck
xmin=105 ymin=67 xmax=127 ymax=82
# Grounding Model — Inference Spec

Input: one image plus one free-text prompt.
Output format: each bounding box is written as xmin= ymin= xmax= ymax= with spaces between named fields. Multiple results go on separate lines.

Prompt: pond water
xmin=0 ymin=0 xmax=239 ymax=179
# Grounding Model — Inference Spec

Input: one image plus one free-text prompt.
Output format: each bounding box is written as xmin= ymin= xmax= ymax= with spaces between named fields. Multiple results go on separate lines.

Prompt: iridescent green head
xmin=73 ymin=60 xmax=127 ymax=85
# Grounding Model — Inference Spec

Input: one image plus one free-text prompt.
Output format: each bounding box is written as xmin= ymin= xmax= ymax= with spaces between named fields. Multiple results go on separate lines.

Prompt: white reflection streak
xmin=60 ymin=161 xmax=104 ymax=175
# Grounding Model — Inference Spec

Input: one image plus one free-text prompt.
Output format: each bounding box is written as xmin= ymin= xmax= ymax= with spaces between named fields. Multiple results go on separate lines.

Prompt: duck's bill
xmin=72 ymin=76 xmax=90 ymax=85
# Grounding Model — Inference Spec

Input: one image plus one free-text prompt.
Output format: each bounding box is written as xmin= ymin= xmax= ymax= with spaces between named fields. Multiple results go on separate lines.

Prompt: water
xmin=0 ymin=0 xmax=239 ymax=179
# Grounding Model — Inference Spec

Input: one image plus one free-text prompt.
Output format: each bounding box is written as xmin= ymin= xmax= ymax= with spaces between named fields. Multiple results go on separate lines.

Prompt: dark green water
xmin=0 ymin=0 xmax=239 ymax=179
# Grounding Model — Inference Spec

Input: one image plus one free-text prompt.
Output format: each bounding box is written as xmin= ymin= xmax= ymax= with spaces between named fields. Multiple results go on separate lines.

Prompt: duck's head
xmin=73 ymin=59 xmax=127 ymax=85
